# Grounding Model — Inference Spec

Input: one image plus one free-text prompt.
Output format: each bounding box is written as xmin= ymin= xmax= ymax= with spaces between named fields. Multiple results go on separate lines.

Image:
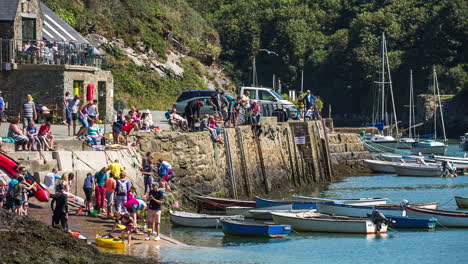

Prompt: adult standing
xmin=94 ymin=167 xmax=108 ymax=213
xmin=82 ymin=172 xmax=94 ymax=212
xmin=210 ymin=89 xmax=223 ymax=120
xmin=76 ymin=102 xmax=90 ymax=139
xmin=19 ymin=94 xmax=37 ymax=131
xmin=241 ymin=91 xmax=251 ymax=108
xmin=66 ymin=95 xmax=80 ymax=136
xmin=115 ymin=171 xmax=131 ymax=213
xmin=301 ymin=90 xmax=317 ymax=110
xmin=87 ymin=99 xmax=99 ymax=121
xmin=62 ymin=91 xmax=72 ymax=125
xmin=0 ymin=91 xmax=4 ymax=126
xmin=44 ymin=168 xmax=60 ymax=189
xmin=105 ymin=172 xmax=116 ymax=217
xmin=50 ymin=184 xmax=69 ymax=230
xmin=108 ymin=159 xmax=124 ymax=179
xmin=184 ymin=99 xmax=204 ymax=131
xmin=146 ymin=182 xmax=164 ymax=241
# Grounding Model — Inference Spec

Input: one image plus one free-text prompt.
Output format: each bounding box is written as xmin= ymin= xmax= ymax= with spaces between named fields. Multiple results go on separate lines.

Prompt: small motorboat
xmin=95 ymin=234 xmax=125 ymax=250
xmin=225 ymin=204 xmax=293 ymax=217
xmin=397 ymin=138 xmax=417 ymax=149
xmin=255 ymin=196 xmax=317 ymax=209
xmin=169 ymin=210 xmax=242 ymax=228
xmin=455 ymin=196 xmax=468 ymax=209
xmin=248 ymin=209 xmax=315 ymax=220
xmin=316 ymin=202 xmax=406 ymax=217
xmin=410 ymin=140 xmax=447 ymax=155
xmin=271 ymin=211 xmax=388 ymax=234
xmin=364 ymin=135 xmax=399 ymax=153
xmin=220 ymin=218 xmax=291 ymax=238
xmin=392 ymin=160 xmax=455 ymax=177
xmin=292 ymin=195 xmax=388 ymax=206
xmin=405 ymin=206 xmax=468 ymax=227
xmin=364 ymin=159 xmax=399 ymax=173
xmin=196 ymin=195 xmax=255 ymax=210
xmin=365 ymin=214 xmax=437 ymax=229
xmin=430 ymin=155 xmax=468 ymax=169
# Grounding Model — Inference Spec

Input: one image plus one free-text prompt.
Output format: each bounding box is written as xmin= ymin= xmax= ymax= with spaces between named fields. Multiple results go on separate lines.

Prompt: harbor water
xmin=151 ymin=144 xmax=468 ymax=263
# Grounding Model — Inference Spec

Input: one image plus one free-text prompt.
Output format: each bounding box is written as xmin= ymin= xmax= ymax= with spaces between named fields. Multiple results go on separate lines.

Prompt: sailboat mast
xmin=409 ymin=70 xmax=413 ymax=139
xmin=381 ymin=32 xmax=385 ymax=123
xmin=434 ymin=68 xmax=447 ymax=142
xmin=384 ymin=35 xmax=399 ymax=136
xmin=433 ymin=67 xmax=437 ymax=140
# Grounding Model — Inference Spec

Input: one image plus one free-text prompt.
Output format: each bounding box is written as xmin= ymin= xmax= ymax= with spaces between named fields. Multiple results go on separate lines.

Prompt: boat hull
xmin=455 ymin=196 xmax=468 ymax=209
xmin=292 ymin=195 xmax=388 ymax=206
xmin=316 ymin=202 xmax=406 ymax=217
xmin=271 ymin=212 xmax=387 ymax=234
xmin=196 ymin=196 xmax=255 ymax=210
xmin=393 ymin=164 xmax=441 ymax=177
xmin=406 ymin=206 xmax=468 ymax=227
xmin=96 ymin=235 xmax=125 ymax=250
xmin=221 ymin=219 xmax=291 ymax=238
xmin=364 ymin=141 xmax=399 ymax=153
xmin=387 ymin=216 xmax=436 ymax=229
xmin=249 ymin=209 xmax=314 ymax=220
xmin=170 ymin=211 xmax=242 ymax=228
xmin=364 ymin=160 xmax=397 ymax=173
xmin=255 ymin=196 xmax=317 ymax=209
xmin=410 ymin=146 xmax=447 ymax=155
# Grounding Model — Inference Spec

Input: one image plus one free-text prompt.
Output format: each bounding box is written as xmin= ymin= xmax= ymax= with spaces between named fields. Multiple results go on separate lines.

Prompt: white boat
xmin=392 ymin=162 xmax=443 ymax=177
xmin=398 ymin=138 xmax=417 ymax=149
xmin=410 ymin=140 xmax=448 ymax=155
xmin=455 ymin=196 xmax=468 ymax=209
xmin=364 ymin=159 xmax=399 ymax=173
xmin=405 ymin=206 xmax=468 ymax=227
xmin=292 ymin=195 xmax=388 ymax=206
xmin=430 ymin=156 xmax=468 ymax=169
xmin=271 ymin=212 xmax=388 ymax=234
xmin=169 ymin=210 xmax=242 ymax=228
xmin=316 ymin=202 xmax=406 ymax=217
xmin=365 ymin=135 xmax=399 ymax=153
xmin=249 ymin=209 xmax=315 ymax=220
xmin=431 ymin=155 xmax=468 ymax=161
xmin=225 ymin=204 xmax=293 ymax=217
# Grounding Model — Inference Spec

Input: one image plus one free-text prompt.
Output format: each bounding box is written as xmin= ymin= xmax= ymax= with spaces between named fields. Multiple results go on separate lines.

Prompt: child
xmin=26 ymin=121 xmax=41 ymax=151
xmin=38 ymin=122 xmax=55 ymax=151
xmin=113 ymin=212 xmax=134 ymax=246
xmin=305 ymin=108 xmax=312 ymax=121
xmin=142 ymin=160 xmax=153 ymax=195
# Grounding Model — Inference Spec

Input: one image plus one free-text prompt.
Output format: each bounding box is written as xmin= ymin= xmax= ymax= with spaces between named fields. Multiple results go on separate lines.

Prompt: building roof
xmin=40 ymin=1 xmax=88 ymax=43
xmin=0 ymin=0 xmax=19 ymax=21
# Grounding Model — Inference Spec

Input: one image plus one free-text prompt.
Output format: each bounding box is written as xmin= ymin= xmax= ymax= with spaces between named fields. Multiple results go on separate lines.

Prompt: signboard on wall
xmin=294 ymin=136 xmax=306 ymax=145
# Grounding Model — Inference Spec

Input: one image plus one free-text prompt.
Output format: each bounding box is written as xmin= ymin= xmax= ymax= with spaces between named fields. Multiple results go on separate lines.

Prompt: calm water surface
xmin=155 ymin=144 xmax=468 ymax=264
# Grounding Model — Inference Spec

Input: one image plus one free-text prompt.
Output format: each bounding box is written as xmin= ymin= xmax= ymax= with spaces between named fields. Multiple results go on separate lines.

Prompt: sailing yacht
xmin=410 ymin=67 xmax=448 ymax=155
xmin=364 ymin=32 xmax=399 ymax=153
xmin=398 ymin=70 xmax=417 ymax=149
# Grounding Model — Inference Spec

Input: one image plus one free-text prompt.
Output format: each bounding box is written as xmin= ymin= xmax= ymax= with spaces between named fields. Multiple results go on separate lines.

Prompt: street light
xmin=252 ymin=48 xmax=279 ymax=87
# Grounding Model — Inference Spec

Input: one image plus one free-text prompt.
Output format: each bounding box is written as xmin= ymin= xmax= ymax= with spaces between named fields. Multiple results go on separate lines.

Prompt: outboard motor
xmin=441 ymin=161 xmax=456 ymax=177
xmin=370 ymin=210 xmax=394 ymax=232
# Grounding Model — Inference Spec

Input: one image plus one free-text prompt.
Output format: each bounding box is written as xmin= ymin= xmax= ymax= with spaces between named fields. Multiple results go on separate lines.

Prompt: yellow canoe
xmin=95 ymin=234 xmax=125 ymax=249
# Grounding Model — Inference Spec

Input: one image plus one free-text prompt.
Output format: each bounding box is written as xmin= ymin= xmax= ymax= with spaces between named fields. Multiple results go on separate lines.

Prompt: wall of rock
xmin=328 ymin=132 xmax=373 ymax=172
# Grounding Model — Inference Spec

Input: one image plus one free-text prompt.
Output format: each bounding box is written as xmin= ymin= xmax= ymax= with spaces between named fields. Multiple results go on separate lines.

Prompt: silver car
xmin=175 ymin=96 xmax=221 ymax=117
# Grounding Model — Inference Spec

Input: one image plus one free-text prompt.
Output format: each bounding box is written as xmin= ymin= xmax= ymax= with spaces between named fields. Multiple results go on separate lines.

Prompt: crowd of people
xmin=19 ymin=40 xmax=95 ymax=66
xmin=111 ymin=106 xmax=155 ymax=145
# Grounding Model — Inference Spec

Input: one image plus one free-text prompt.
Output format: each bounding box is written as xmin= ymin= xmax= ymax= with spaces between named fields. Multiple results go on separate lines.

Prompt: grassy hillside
xmin=43 ymin=0 xmax=223 ymax=109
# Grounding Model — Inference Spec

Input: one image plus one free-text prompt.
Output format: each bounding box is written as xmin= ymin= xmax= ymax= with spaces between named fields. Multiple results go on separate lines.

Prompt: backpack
xmin=164 ymin=110 xmax=171 ymax=120
xmin=117 ymin=180 xmax=128 ymax=195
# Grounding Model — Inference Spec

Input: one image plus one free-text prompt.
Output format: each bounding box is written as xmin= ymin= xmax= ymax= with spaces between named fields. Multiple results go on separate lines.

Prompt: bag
xmin=117 ymin=180 xmax=128 ymax=195
xmin=164 ymin=110 xmax=171 ymax=120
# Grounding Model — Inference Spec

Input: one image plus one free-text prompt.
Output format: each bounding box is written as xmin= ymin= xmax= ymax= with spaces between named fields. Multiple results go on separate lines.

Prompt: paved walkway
xmin=0 ymin=111 xmax=170 ymax=140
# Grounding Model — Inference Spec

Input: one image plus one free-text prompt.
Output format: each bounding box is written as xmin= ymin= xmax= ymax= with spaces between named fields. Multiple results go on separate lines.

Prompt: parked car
xmin=174 ymin=90 xmax=235 ymax=116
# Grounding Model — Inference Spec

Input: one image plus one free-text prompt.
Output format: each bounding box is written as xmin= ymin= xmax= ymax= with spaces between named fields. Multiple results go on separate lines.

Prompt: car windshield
xmin=271 ymin=90 xmax=284 ymax=100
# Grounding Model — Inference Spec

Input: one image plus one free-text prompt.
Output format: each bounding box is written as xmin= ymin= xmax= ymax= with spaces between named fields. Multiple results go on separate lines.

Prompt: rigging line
xmin=434 ymin=69 xmax=447 ymax=142
xmin=384 ymin=37 xmax=399 ymax=137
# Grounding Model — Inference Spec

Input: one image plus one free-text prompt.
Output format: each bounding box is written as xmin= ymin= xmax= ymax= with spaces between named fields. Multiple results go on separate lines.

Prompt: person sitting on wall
xmin=122 ymin=115 xmax=135 ymax=143
xmin=249 ymin=100 xmax=261 ymax=125
xmin=26 ymin=120 xmax=41 ymax=151
xmin=38 ymin=122 xmax=55 ymax=151
xmin=8 ymin=117 xmax=29 ymax=151
xmin=85 ymin=119 xmax=102 ymax=146
xmin=169 ymin=108 xmax=188 ymax=130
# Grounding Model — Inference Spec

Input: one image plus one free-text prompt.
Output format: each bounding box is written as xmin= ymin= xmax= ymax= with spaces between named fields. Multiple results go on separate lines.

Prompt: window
xmin=22 ymin=18 xmax=36 ymax=40
xmin=259 ymin=90 xmax=275 ymax=101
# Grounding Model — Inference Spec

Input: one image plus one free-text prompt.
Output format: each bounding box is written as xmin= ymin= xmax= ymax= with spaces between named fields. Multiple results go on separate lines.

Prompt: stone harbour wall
xmin=328 ymin=132 xmax=373 ymax=171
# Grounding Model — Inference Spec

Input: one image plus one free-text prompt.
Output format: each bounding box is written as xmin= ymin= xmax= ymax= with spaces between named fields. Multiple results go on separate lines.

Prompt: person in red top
xmin=38 ymin=122 xmax=55 ymax=151
xmin=122 ymin=115 xmax=134 ymax=143
xmin=104 ymin=172 xmax=116 ymax=217
xmin=250 ymin=100 xmax=261 ymax=125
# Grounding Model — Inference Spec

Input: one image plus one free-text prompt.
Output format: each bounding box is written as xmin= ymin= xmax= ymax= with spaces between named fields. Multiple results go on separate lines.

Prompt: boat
xmin=169 ymin=210 xmax=242 ymax=228
xmin=271 ymin=212 xmax=387 ymax=234
xmin=220 ymin=218 xmax=291 ymax=238
xmin=365 ymin=214 xmax=436 ymax=229
xmin=225 ymin=204 xmax=293 ymax=217
xmin=95 ymin=234 xmax=125 ymax=250
xmin=410 ymin=140 xmax=448 ymax=155
xmin=292 ymin=195 xmax=388 ymax=206
xmin=316 ymin=202 xmax=406 ymax=217
xmin=455 ymin=196 xmax=468 ymax=209
xmin=410 ymin=67 xmax=448 ymax=155
xmin=364 ymin=159 xmax=398 ymax=173
xmin=249 ymin=209 xmax=315 ymax=220
xmin=430 ymin=155 xmax=468 ymax=169
xmin=392 ymin=162 xmax=444 ymax=177
xmin=196 ymin=195 xmax=255 ymax=210
xmin=377 ymin=202 xmax=438 ymax=210
xmin=405 ymin=206 xmax=468 ymax=227
xmin=255 ymin=196 xmax=317 ymax=209
xmin=398 ymin=138 xmax=417 ymax=149
xmin=364 ymin=135 xmax=399 ymax=153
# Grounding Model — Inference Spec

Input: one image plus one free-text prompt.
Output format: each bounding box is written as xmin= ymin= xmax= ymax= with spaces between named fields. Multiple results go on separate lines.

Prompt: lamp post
xmin=252 ymin=49 xmax=279 ymax=87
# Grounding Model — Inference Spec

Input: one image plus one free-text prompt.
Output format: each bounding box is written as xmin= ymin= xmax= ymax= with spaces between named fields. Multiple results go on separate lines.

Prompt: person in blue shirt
xmin=94 ymin=167 xmax=108 ymax=213
xmin=301 ymin=90 xmax=317 ymax=110
xmin=6 ymin=175 xmax=19 ymax=211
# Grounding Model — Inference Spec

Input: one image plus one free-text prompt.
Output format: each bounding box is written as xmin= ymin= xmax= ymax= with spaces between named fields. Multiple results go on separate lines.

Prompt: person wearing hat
xmin=301 ymin=90 xmax=317 ymax=110
xmin=0 ymin=91 xmax=4 ymax=125
xmin=146 ymin=181 xmax=164 ymax=241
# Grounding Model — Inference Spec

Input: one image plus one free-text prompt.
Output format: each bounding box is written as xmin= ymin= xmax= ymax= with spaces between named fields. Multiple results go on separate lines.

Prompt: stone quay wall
xmin=131 ymin=120 xmax=340 ymax=199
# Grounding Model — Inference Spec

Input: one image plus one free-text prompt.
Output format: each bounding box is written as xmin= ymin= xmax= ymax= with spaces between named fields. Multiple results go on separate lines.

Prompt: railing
xmin=0 ymin=39 xmax=105 ymax=69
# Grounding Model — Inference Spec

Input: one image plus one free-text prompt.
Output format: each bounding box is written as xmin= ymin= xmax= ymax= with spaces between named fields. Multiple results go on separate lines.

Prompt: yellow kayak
xmin=95 ymin=234 xmax=125 ymax=249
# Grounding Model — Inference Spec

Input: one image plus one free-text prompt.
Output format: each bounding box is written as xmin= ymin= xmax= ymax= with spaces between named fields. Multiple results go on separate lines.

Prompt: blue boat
xmin=220 ymin=218 xmax=292 ymax=238
xmin=367 ymin=214 xmax=436 ymax=229
xmin=255 ymin=196 xmax=317 ymax=210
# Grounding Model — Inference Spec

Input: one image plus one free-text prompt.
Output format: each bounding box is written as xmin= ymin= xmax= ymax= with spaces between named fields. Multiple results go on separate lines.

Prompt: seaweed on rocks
xmin=0 ymin=209 xmax=157 ymax=264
